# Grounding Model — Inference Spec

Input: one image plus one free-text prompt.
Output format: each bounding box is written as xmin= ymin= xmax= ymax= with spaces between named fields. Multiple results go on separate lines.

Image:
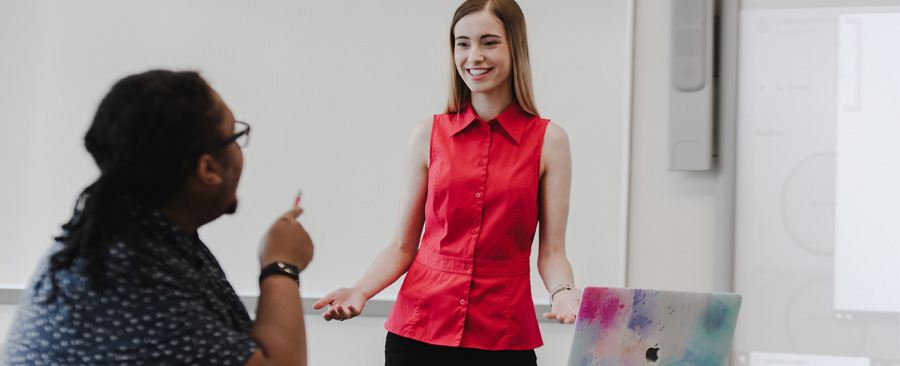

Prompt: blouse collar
xmin=449 ymin=100 xmax=530 ymax=144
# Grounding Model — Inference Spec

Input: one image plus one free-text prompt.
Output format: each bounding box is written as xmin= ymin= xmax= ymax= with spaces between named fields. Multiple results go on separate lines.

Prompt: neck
xmin=158 ymin=204 xmax=204 ymax=234
xmin=470 ymin=86 xmax=514 ymax=121
xmin=158 ymin=191 xmax=220 ymax=235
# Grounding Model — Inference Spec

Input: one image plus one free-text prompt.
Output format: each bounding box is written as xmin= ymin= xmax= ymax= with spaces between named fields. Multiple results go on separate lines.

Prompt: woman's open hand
xmin=312 ymin=287 xmax=368 ymax=321
xmin=542 ymin=288 xmax=581 ymax=324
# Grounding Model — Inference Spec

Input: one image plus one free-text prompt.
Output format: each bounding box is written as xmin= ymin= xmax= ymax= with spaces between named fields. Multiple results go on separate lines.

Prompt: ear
xmin=195 ymin=154 xmax=224 ymax=186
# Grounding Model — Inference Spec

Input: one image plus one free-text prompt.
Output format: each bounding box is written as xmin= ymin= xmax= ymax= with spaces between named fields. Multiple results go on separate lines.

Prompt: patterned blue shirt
xmin=1 ymin=206 xmax=257 ymax=365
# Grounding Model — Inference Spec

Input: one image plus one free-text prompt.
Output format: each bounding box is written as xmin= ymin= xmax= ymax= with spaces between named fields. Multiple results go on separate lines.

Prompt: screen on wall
xmin=731 ymin=0 xmax=899 ymax=365
xmin=833 ymin=12 xmax=900 ymax=315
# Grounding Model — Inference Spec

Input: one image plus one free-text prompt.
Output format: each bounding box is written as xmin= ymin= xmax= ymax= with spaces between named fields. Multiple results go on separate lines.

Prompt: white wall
xmin=0 ymin=0 xmax=627 ymax=301
xmin=0 ymin=0 xmax=632 ymax=364
xmin=627 ymin=0 xmax=724 ymax=292
xmin=0 ymin=305 xmax=15 ymax=351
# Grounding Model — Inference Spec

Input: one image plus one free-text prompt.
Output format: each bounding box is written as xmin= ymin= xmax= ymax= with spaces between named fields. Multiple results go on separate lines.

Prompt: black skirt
xmin=385 ymin=332 xmax=538 ymax=366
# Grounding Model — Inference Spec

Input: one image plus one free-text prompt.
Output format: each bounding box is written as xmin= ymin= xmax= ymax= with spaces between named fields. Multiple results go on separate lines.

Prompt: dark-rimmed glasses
xmin=216 ymin=121 xmax=250 ymax=149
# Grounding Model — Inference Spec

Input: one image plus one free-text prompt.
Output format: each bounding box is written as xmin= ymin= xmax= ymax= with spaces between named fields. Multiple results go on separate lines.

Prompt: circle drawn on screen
xmin=786 ymin=278 xmax=867 ymax=355
xmin=781 ymin=152 xmax=836 ymax=256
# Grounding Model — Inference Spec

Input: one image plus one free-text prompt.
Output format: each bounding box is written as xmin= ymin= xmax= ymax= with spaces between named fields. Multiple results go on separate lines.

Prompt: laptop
xmin=567 ymin=287 xmax=742 ymax=366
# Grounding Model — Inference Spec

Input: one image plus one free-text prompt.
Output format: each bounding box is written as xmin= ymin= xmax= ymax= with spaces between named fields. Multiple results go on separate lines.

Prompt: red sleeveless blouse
xmin=384 ymin=101 xmax=550 ymax=350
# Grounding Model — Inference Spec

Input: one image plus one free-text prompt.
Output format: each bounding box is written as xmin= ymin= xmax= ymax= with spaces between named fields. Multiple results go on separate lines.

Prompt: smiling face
xmin=453 ymin=9 xmax=513 ymax=101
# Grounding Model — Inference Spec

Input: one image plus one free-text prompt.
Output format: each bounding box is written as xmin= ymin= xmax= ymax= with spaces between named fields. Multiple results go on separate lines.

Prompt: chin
xmin=225 ymin=199 xmax=238 ymax=214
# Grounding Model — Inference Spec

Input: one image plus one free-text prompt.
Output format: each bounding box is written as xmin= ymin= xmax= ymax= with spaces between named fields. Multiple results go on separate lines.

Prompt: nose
xmin=470 ymin=45 xmax=486 ymax=63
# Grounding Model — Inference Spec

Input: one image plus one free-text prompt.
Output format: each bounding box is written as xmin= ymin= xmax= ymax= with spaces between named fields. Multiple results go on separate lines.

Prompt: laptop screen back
xmin=568 ymin=287 xmax=742 ymax=366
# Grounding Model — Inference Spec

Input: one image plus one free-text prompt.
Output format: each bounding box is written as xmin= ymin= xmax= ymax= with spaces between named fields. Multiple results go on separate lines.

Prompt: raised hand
xmin=259 ymin=207 xmax=314 ymax=272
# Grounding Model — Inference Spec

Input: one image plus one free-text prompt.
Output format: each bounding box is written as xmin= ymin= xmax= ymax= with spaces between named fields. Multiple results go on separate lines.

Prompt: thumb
xmin=542 ymin=312 xmax=556 ymax=319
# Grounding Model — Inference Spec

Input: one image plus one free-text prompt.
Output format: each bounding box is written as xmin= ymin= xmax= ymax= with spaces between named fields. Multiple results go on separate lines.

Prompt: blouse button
xmin=475 ymin=192 xmax=482 ymax=198
xmin=465 ymin=264 xmax=472 ymax=270
xmin=479 ymin=161 xmax=485 ymax=167
xmin=471 ymin=228 xmax=477 ymax=234
xmin=460 ymin=299 xmax=466 ymax=305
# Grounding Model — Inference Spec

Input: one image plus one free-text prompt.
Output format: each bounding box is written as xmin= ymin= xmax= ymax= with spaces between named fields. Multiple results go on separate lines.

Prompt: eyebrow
xmin=455 ymin=34 xmax=503 ymax=41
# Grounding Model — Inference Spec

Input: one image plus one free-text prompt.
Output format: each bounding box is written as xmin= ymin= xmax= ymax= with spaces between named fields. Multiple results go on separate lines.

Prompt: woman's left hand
xmin=542 ymin=288 xmax=582 ymax=324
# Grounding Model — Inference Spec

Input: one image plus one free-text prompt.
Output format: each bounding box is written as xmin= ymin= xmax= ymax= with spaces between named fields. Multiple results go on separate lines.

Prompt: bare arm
xmin=311 ymin=118 xmax=432 ymax=320
xmin=245 ymin=207 xmax=315 ymax=366
xmin=536 ymin=122 xmax=581 ymax=324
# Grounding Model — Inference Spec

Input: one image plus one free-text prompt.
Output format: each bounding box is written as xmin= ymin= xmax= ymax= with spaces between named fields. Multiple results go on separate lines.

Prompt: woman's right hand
xmin=312 ymin=287 xmax=367 ymax=321
xmin=259 ymin=207 xmax=314 ymax=272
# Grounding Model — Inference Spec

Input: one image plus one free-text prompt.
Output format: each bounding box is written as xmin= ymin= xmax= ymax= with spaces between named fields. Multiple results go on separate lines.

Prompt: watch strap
xmin=259 ymin=261 xmax=300 ymax=285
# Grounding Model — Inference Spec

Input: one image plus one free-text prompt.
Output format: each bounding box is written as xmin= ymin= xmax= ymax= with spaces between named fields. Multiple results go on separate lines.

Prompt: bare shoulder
xmin=408 ymin=117 xmax=434 ymax=168
xmin=411 ymin=117 xmax=433 ymax=142
xmin=541 ymin=121 xmax=572 ymax=175
xmin=543 ymin=121 xmax=571 ymax=151
xmin=409 ymin=117 xmax=433 ymax=152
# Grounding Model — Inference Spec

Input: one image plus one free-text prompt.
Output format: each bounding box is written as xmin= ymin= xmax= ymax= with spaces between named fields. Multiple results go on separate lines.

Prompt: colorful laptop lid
xmin=567 ymin=287 xmax=742 ymax=366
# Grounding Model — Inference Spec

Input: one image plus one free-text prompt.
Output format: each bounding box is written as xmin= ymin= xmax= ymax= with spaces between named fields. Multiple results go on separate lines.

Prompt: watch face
xmin=277 ymin=262 xmax=298 ymax=275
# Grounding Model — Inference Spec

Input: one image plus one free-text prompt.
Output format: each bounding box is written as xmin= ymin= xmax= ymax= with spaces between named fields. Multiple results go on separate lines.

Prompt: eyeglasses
xmin=216 ymin=121 xmax=251 ymax=149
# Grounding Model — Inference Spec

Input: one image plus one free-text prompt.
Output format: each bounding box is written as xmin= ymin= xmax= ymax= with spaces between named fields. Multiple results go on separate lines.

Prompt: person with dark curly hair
xmin=2 ymin=70 xmax=314 ymax=366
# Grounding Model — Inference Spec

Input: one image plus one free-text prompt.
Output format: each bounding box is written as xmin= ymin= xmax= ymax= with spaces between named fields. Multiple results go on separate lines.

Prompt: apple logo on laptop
xmin=646 ymin=344 xmax=660 ymax=362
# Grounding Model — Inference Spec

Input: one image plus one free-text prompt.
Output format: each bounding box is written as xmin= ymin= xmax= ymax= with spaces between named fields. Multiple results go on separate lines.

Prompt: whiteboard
xmin=0 ymin=0 xmax=631 ymax=303
xmin=727 ymin=1 xmax=900 ymax=363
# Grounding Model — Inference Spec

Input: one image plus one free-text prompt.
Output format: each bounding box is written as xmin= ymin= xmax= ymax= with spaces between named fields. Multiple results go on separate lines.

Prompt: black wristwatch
xmin=259 ymin=261 xmax=300 ymax=285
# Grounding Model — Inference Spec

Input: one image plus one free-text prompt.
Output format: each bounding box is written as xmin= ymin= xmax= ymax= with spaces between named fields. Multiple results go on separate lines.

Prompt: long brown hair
xmin=445 ymin=0 xmax=538 ymax=116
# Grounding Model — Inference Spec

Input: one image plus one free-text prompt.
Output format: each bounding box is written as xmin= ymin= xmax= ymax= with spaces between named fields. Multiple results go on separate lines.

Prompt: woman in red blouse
xmin=313 ymin=0 xmax=581 ymax=364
